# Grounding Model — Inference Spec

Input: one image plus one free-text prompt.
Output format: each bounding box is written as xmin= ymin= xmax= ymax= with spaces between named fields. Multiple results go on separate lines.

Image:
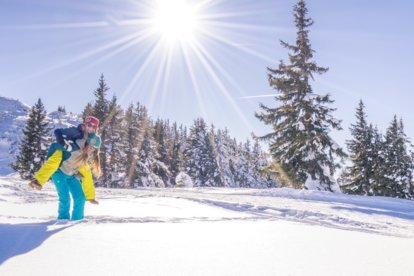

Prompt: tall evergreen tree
xmin=184 ymin=118 xmax=218 ymax=187
xmin=104 ymin=96 xmax=125 ymax=188
xmin=92 ymin=74 xmax=110 ymax=186
xmin=153 ymin=119 xmax=172 ymax=186
xmin=82 ymin=102 xmax=94 ymax=118
xmin=11 ymin=99 xmax=51 ymax=179
xmin=215 ymin=128 xmax=236 ymax=187
xmin=255 ymin=0 xmax=345 ymax=191
xmin=135 ymin=114 xmax=165 ymax=187
xmin=122 ymin=104 xmax=140 ymax=187
xmin=382 ymin=116 xmax=413 ymax=198
xmin=340 ymin=100 xmax=372 ymax=194
xmin=169 ymin=123 xmax=185 ymax=185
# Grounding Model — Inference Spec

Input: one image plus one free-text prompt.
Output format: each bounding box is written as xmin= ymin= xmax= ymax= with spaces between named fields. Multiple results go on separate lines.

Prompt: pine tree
xmin=255 ymin=0 xmax=345 ymax=191
xmin=215 ymin=128 xmax=236 ymax=187
xmin=92 ymin=74 xmax=110 ymax=186
xmin=11 ymin=99 xmax=51 ymax=179
xmin=105 ymin=96 xmax=125 ymax=188
xmin=135 ymin=113 xmax=165 ymax=187
xmin=122 ymin=104 xmax=140 ymax=187
xmin=153 ymin=119 xmax=172 ymax=186
xmin=57 ymin=106 xmax=66 ymax=113
xmin=340 ymin=100 xmax=372 ymax=195
xmin=382 ymin=116 xmax=413 ymax=198
xmin=82 ymin=102 xmax=94 ymax=118
xmin=369 ymin=125 xmax=386 ymax=196
xmin=205 ymin=125 xmax=221 ymax=186
xmin=184 ymin=118 xmax=218 ymax=187
xmin=169 ymin=123 xmax=185 ymax=185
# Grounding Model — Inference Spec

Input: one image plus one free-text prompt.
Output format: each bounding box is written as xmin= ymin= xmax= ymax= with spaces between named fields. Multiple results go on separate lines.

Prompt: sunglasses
xmin=86 ymin=123 xmax=97 ymax=129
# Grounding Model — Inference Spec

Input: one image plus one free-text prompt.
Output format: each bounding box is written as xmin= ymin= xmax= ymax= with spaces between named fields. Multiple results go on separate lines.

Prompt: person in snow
xmin=29 ymin=133 xmax=102 ymax=220
xmin=55 ymin=115 xmax=100 ymax=151
xmin=28 ymin=115 xmax=100 ymax=189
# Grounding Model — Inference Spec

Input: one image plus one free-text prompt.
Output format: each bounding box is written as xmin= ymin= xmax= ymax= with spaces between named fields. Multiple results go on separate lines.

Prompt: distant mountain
xmin=0 ymin=96 xmax=82 ymax=175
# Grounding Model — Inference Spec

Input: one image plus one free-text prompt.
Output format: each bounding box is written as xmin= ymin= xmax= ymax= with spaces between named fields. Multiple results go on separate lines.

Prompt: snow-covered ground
xmin=1 ymin=175 xmax=414 ymax=276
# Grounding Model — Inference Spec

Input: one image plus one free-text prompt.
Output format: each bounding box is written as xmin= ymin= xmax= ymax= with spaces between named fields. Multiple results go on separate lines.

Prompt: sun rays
xmin=5 ymin=0 xmax=282 ymax=133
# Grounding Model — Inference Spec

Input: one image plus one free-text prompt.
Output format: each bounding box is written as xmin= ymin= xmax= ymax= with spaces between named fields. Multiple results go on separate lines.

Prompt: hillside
xmin=1 ymin=175 xmax=413 ymax=275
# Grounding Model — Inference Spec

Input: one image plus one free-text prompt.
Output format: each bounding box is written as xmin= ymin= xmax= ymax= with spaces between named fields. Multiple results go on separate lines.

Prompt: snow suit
xmin=34 ymin=140 xmax=96 ymax=220
xmin=32 ymin=124 xmax=86 ymax=188
xmin=54 ymin=124 xmax=86 ymax=146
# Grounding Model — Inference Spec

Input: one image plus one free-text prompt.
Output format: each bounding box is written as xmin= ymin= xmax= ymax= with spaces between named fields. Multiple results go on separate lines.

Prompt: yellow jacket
xmin=34 ymin=150 xmax=96 ymax=200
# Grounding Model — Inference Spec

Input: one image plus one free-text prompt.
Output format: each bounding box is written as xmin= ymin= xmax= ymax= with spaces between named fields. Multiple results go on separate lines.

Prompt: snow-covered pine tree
xmin=184 ymin=118 xmax=218 ymax=187
xmin=169 ymin=123 xmax=185 ymax=185
xmin=251 ymin=140 xmax=278 ymax=188
xmin=340 ymin=100 xmax=373 ymax=195
xmin=399 ymin=119 xmax=414 ymax=198
xmin=135 ymin=113 xmax=165 ymax=187
xmin=369 ymin=124 xmax=386 ymax=196
xmin=214 ymin=128 xmax=236 ymax=187
xmin=122 ymin=104 xmax=140 ymax=187
xmin=382 ymin=116 xmax=413 ymax=199
xmin=153 ymin=119 xmax=172 ymax=186
xmin=11 ymin=98 xmax=51 ymax=179
xmin=206 ymin=125 xmax=221 ymax=187
xmin=255 ymin=0 xmax=345 ymax=191
xmin=105 ymin=96 xmax=125 ymax=188
xmin=92 ymin=74 xmax=110 ymax=186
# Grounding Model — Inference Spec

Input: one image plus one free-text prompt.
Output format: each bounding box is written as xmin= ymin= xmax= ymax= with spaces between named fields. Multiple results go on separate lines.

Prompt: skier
xmin=28 ymin=115 xmax=99 ymax=189
xmin=29 ymin=133 xmax=102 ymax=220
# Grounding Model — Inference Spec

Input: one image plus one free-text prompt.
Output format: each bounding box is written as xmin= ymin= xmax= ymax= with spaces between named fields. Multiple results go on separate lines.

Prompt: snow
xmin=1 ymin=175 xmax=414 ymax=275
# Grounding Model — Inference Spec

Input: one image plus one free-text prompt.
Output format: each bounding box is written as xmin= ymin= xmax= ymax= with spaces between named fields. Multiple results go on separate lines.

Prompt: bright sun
xmin=152 ymin=0 xmax=199 ymax=44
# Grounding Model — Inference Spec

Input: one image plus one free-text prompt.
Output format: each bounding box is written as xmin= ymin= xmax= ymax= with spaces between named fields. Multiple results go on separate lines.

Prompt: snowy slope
xmin=1 ymin=175 xmax=414 ymax=276
xmin=0 ymin=97 xmax=30 ymax=175
xmin=0 ymin=96 xmax=82 ymax=175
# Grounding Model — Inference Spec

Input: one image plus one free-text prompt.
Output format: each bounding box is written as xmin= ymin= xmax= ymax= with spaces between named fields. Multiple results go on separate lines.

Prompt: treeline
xmin=12 ymin=75 xmax=278 ymax=189
xmin=254 ymin=0 xmax=413 ymax=199
xmin=339 ymin=101 xmax=414 ymax=199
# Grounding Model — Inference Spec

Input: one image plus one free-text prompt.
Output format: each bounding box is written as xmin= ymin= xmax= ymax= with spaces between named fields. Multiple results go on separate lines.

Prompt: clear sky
xmin=1 ymin=0 xmax=413 ymax=148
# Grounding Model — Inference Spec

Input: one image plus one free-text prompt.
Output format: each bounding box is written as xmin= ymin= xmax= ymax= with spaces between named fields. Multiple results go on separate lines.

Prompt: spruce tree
xmin=184 ymin=118 xmax=217 ymax=187
xmin=11 ymin=99 xmax=51 ymax=179
xmin=364 ymin=125 xmax=385 ymax=196
xmin=92 ymin=74 xmax=110 ymax=186
xmin=215 ymin=128 xmax=236 ymax=187
xmin=382 ymin=116 xmax=413 ymax=198
xmin=123 ymin=104 xmax=140 ymax=187
xmin=169 ymin=123 xmax=185 ymax=185
xmin=105 ymin=96 xmax=125 ymax=188
xmin=135 ymin=115 xmax=165 ymax=187
xmin=340 ymin=101 xmax=372 ymax=195
xmin=255 ymin=0 xmax=345 ymax=191
xmin=82 ymin=102 xmax=94 ymax=118
xmin=153 ymin=119 xmax=172 ymax=186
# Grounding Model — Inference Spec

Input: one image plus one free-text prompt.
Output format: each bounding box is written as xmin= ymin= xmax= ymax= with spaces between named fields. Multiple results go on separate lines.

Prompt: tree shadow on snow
xmin=0 ymin=220 xmax=73 ymax=265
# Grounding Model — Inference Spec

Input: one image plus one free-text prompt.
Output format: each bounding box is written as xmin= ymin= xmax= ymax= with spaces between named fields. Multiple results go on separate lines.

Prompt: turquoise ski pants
xmin=52 ymin=169 xmax=86 ymax=220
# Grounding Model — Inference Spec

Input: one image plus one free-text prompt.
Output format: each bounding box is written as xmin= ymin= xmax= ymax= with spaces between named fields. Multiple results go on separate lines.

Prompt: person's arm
xmin=33 ymin=150 xmax=63 ymax=185
xmin=78 ymin=163 xmax=98 ymax=203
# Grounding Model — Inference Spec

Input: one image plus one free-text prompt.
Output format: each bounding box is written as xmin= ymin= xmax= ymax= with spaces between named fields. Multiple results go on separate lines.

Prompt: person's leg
xmin=67 ymin=177 xmax=86 ymax=220
xmin=51 ymin=170 xmax=70 ymax=220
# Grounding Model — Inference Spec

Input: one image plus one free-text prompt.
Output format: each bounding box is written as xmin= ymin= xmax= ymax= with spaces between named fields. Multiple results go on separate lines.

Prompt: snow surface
xmin=1 ymin=175 xmax=414 ymax=276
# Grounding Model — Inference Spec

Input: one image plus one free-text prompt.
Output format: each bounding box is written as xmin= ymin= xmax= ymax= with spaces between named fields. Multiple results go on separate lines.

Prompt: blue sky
xmin=1 ymin=0 xmax=413 ymax=148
